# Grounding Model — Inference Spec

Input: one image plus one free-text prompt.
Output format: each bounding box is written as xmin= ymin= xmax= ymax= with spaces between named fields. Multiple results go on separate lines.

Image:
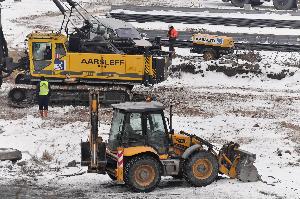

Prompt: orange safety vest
xmin=169 ymin=28 xmax=178 ymax=38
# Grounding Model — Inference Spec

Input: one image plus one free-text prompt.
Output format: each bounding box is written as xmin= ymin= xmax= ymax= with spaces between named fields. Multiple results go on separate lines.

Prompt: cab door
xmin=145 ymin=112 xmax=169 ymax=154
xmin=53 ymin=43 xmax=68 ymax=72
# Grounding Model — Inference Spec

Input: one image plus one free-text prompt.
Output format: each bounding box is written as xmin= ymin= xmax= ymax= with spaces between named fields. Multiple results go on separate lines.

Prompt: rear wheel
xmin=231 ymin=0 xmax=251 ymax=7
xmin=273 ymin=0 xmax=296 ymax=10
xmin=8 ymin=88 xmax=26 ymax=103
xmin=124 ymin=156 xmax=161 ymax=192
xmin=251 ymin=0 xmax=264 ymax=6
xmin=203 ymin=49 xmax=217 ymax=61
xmin=184 ymin=151 xmax=218 ymax=187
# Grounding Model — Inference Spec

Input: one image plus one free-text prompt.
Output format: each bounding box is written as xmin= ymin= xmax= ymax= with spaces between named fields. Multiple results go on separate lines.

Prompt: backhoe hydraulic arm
xmin=81 ymin=91 xmax=107 ymax=174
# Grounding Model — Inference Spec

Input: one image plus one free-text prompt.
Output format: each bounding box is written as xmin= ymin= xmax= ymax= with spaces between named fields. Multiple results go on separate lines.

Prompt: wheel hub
xmin=139 ymin=169 xmax=150 ymax=180
xmin=134 ymin=164 xmax=155 ymax=187
xmin=197 ymin=164 xmax=207 ymax=173
xmin=192 ymin=159 xmax=213 ymax=180
xmin=13 ymin=92 xmax=23 ymax=100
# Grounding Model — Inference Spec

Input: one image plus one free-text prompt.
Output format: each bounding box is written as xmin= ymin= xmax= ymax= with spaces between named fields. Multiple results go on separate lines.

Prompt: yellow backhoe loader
xmin=81 ymin=91 xmax=260 ymax=192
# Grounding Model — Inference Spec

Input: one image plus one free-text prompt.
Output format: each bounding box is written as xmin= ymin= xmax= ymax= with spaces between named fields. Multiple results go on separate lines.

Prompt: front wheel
xmin=124 ymin=156 xmax=161 ymax=192
xmin=273 ymin=0 xmax=296 ymax=10
xmin=184 ymin=151 xmax=218 ymax=187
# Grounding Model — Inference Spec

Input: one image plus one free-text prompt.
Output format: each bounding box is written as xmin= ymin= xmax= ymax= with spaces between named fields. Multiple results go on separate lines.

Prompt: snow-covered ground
xmin=1 ymin=79 xmax=300 ymax=198
xmin=0 ymin=0 xmax=300 ymax=198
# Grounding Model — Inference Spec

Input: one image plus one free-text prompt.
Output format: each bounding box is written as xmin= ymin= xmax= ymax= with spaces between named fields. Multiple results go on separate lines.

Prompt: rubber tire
xmin=124 ymin=156 xmax=161 ymax=192
xmin=231 ymin=0 xmax=251 ymax=7
xmin=8 ymin=88 xmax=26 ymax=103
xmin=273 ymin=0 xmax=296 ymax=10
xmin=203 ymin=49 xmax=217 ymax=61
xmin=184 ymin=151 xmax=218 ymax=187
xmin=251 ymin=0 xmax=264 ymax=6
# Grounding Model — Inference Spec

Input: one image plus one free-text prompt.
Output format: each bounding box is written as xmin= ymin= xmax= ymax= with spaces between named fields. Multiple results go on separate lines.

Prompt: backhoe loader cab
xmin=81 ymin=96 xmax=260 ymax=193
xmin=108 ymin=102 xmax=169 ymax=154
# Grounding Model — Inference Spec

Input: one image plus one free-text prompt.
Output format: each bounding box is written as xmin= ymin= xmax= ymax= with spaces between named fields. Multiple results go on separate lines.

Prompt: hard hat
xmin=168 ymin=24 xmax=173 ymax=28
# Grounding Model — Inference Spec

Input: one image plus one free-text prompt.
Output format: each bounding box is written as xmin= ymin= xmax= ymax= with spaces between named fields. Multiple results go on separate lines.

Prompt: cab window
xmin=108 ymin=110 xmax=125 ymax=151
xmin=32 ymin=42 xmax=52 ymax=60
xmin=32 ymin=42 xmax=52 ymax=71
xmin=122 ymin=113 xmax=144 ymax=147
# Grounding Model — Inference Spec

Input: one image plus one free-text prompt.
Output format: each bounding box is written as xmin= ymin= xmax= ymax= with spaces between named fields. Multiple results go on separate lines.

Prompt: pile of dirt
xmin=170 ymin=62 xmax=203 ymax=75
xmin=237 ymin=51 xmax=262 ymax=63
xmin=267 ymin=69 xmax=295 ymax=80
xmin=207 ymin=62 xmax=261 ymax=77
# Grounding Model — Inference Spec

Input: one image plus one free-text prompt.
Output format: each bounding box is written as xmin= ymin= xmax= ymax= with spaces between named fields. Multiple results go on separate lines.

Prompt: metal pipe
xmin=65 ymin=0 xmax=88 ymax=22
xmin=52 ymin=0 xmax=66 ymax=14
xmin=52 ymin=0 xmax=84 ymax=34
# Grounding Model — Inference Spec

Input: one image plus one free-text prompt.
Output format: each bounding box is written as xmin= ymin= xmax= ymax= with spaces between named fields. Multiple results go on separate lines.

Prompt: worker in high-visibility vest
xmin=37 ymin=76 xmax=51 ymax=118
xmin=167 ymin=24 xmax=178 ymax=57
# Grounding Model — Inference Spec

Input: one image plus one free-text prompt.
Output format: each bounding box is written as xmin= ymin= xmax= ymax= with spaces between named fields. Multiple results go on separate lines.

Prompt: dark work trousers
xmin=38 ymin=95 xmax=49 ymax=111
xmin=169 ymin=38 xmax=176 ymax=52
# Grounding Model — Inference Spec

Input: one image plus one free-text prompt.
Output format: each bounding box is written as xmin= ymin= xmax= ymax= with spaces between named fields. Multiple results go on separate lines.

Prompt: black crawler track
xmin=7 ymin=84 xmax=134 ymax=108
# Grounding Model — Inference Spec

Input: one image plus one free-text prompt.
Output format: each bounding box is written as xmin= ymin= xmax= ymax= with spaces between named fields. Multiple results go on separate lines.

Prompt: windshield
xmin=115 ymin=28 xmax=141 ymax=39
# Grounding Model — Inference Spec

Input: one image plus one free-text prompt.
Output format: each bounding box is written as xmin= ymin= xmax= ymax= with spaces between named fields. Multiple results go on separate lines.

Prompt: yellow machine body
xmin=192 ymin=33 xmax=234 ymax=48
xmin=82 ymin=100 xmax=259 ymax=192
xmin=27 ymin=32 xmax=154 ymax=82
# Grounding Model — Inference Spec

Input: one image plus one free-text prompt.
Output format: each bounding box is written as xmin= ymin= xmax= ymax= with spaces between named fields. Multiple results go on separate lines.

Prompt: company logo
xmin=194 ymin=36 xmax=224 ymax=45
xmin=81 ymin=59 xmax=125 ymax=66
xmin=176 ymin=138 xmax=186 ymax=144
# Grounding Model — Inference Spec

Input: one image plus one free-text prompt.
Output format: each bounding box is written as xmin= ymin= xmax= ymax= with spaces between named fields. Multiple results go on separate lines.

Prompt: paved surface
xmin=111 ymin=12 xmax=300 ymax=29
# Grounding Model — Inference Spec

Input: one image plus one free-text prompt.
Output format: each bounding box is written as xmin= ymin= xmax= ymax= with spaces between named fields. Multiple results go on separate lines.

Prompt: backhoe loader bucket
xmin=218 ymin=142 xmax=260 ymax=182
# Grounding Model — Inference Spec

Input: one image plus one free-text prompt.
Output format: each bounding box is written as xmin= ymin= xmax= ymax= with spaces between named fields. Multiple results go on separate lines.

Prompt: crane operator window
xmin=33 ymin=43 xmax=52 ymax=60
xmin=32 ymin=42 xmax=52 ymax=71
